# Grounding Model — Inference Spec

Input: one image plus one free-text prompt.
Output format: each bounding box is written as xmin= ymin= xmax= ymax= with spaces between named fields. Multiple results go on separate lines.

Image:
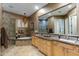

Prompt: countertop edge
xmin=34 ymin=35 xmax=79 ymax=46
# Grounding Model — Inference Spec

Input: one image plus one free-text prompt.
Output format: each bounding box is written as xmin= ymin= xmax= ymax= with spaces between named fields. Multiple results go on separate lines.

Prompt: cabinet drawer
xmin=67 ymin=49 xmax=79 ymax=56
xmin=63 ymin=44 xmax=75 ymax=50
xmin=74 ymin=46 xmax=79 ymax=53
xmin=47 ymin=41 xmax=52 ymax=46
xmin=54 ymin=41 xmax=75 ymax=50
xmin=46 ymin=46 xmax=52 ymax=55
xmin=53 ymin=41 xmax=58 ymax=45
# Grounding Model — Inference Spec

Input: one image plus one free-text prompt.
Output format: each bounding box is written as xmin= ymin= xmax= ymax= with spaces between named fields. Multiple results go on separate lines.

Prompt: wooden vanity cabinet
xmin=64 ymin=46 xmax=79 ymax=56
xmin=32 ymin=36 xmax=79 ymax=56
xmin=32 ymin=36 xmax=38 ymax=47
xmin=46 ymin=40 xmax=53 ymax=55
xmin=41 ymin=39 xmax=47 ymax=55
xmin=32 ymin=36 xmax=53 ymax=55
xmin=56 ymin=42 xmax=79 ymax=56
xmin=52 ymin=41 xmax=78 ymax=56
xmin=66 ymin=49 xmax=79 ymax=56
xmin=32 ymin=36 xmax=36 ymax=46
xmin=52 ymin=41 xmax=65 ymax=56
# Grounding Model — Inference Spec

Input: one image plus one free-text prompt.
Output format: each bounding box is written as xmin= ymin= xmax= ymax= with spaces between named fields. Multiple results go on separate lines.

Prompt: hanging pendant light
xmin=23 ymin=13 xmax=26 ymax=24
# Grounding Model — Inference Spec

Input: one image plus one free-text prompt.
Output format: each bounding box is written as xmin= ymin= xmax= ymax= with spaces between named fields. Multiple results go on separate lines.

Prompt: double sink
xmin=42 ymin=35 xmax=79 ymax=45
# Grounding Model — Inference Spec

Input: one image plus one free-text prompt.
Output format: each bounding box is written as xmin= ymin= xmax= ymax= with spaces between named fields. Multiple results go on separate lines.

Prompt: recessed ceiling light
xmin=35 ymin=6 xmax=39 ymax=10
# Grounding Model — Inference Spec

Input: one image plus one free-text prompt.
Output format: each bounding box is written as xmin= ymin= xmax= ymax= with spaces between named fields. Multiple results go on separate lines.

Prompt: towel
xmin=1 ymin=27 xmax=9 ymax=48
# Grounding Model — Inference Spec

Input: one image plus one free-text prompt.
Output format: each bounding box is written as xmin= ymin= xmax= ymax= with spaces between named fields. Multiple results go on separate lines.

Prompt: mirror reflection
xmin=39 ymin=3 xmax=76 ymax=35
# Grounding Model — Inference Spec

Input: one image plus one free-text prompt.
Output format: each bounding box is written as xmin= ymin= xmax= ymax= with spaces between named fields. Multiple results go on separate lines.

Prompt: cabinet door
xmin=46 ymin=41 xmax=52 ymax=55
xmin=43 ymin=40 xmax=47 ymax=55
xmin=32 ymin=36 xmax=35 ymax=45
xmin=67 ymin=49 xmax=79 ymax=56
xmin=64 ymin=48 xmax=79 ymax=56
xmin=39 ymin=39 xmax=43 ymax=52
xmin=41 ymin=39 xmax=46 ymax=54
xmin=52 ymin=42 xmax=65 ymax=56
xmin=32 ymin=36 xmax=37 ymax=46
xmin=46 ymin=46 xmax=52 ymax=56
xmin=38 ymin=38 xmax=41 ymax=49
xmin=35 ymin=37 xmax=38 ymax=47
xmin=37 ymin=38 xmax=40 ymax=49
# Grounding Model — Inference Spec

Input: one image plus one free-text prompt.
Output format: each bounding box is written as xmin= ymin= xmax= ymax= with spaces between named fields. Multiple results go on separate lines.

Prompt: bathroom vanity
xmin=32 ymin=34 xmax=79 ymax=56
xmin=32 ymin=3 xmax=78 ymax=56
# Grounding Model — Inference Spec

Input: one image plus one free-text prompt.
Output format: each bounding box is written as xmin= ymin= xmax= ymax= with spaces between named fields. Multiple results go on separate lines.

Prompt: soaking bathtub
xmin=16 ymin=37 xmax=32 ymax=46
xmin=17 ymin=37 xmax=32 ymax=40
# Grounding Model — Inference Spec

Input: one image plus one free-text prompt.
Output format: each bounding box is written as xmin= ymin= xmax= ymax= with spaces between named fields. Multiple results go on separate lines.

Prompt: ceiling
xmin=2 ymin=3 xmax=48 ymax=16
xmin=39 ymin=3 xmax=76 ymax=19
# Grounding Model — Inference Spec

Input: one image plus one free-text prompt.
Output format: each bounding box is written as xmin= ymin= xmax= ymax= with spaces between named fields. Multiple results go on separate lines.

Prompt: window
xmin=68 ymin=16 xmax=77 ymax=35
xmin=54 ymin=19 xmax=65 ymax=34
xmin=16 ymin=19 xmax=24 ymax=27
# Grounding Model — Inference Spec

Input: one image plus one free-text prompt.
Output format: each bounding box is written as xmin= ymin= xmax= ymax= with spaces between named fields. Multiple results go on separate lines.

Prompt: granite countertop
xmin=35 ymin=35 xmax=79 ymax=46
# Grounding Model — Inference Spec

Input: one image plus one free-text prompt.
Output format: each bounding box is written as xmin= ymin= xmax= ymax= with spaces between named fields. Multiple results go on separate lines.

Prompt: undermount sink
xmin=75 ymin=39 xmax=79 ymax=44
xmin=59 ymin=39 xmax=76 ymax=43
xmin=44 ymin=35 xmax=51 ymax=37
xmin=43 ymin=36 xmax=51 ymax=37
xmin=50 ymin=36 xmax=58 ymax=39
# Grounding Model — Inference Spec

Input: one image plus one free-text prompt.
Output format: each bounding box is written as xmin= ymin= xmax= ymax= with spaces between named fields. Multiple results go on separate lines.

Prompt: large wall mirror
xmin=39 ymin=3 xmax=77 ymax=35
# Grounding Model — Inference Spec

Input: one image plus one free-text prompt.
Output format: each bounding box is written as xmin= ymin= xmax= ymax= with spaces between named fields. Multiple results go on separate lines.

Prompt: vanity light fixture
xmin=23 ymin=13 xmax=27 ymax=24
xmin=40 ymin=9 xmax=45 ymax=13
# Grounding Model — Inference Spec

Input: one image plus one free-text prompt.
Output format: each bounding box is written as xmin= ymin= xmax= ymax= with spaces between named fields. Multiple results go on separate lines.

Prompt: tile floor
xmin=2 ymin=45 xmax=44 ymax=56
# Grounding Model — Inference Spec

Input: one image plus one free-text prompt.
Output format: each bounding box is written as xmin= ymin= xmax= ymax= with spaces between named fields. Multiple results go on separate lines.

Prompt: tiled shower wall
xmin=2 ymin=12 xmax=16 ymax=38
xmin=0 ymin=3 xmax=2 ymax=56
